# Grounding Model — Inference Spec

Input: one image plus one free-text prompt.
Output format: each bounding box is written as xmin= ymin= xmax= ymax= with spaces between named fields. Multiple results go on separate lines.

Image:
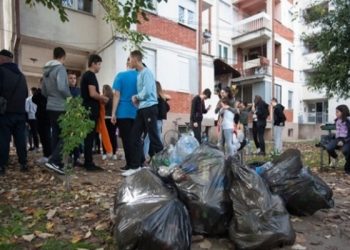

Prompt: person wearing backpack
xmin=271 ymin=97 xmax=286 ymax=154
xmin=252 ymin=95 xmax=269 ymax=155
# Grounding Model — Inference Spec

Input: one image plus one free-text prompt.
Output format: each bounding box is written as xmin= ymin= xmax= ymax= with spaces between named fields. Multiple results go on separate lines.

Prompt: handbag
xmin=0 ymin=68 xmax=23 ymax=115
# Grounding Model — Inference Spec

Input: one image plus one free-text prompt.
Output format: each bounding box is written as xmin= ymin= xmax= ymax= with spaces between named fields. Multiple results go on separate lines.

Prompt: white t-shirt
xmin=221 ymin=109 xmax=235 ymax=130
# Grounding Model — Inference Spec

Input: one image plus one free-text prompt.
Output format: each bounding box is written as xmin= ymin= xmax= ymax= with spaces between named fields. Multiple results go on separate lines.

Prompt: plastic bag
xmin=228 ymin=156 xmax=295 ymax=250
xmin=174 ymin=134 xmax=199 ymax=163
xmin=173 ymin=144 xmax=232 ymax=236
xmin=112 ymin=168 xmax=192 ymax=250
xmin=151 ymin=145 xmax=176 ymax=170
xmin=261 ymin=149 xmax=334 ymax=216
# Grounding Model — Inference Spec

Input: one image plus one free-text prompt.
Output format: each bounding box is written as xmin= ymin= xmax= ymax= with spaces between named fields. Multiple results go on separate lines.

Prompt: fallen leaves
xmin=35 ymin=231 xmax=54 ymax=239
xmin=22 ymin=234 xmax=35 ymax=242
xmin=46 ymin=208 xmax=57 ymax=220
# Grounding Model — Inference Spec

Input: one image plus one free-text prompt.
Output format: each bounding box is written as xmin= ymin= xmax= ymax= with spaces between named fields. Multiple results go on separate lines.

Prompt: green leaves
xmin=302 ymin=0 xmax=350 ymax=98
xmin=25 ymin=0 xmax=69 ymax=22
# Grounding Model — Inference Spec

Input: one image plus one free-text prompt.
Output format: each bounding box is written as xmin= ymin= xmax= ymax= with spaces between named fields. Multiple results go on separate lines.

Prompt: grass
xmin=0 ymin=205 xmax=30 ymax=242
xmin=41 ymin=239 xmax=97 ymax=250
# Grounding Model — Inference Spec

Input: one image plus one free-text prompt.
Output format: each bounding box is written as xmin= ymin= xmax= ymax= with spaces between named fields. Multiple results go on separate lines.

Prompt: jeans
xmin=129 ymin=105 xmax=163 ymax=168
xmin=37 ymin=116 xmax=52 ymax=157
xmin=144 ymin=120 xmax=163 ymax=157
xmin=252 ymin=120 xmax=266 ymax=153
xmin=326 ymin=138 xmax=350 ymax=172
xmin=223 ymin=129 xmax=236 ymax=156
xmin=117 ymin=118 xmax=134 ymax=166
xmin=273 ymin=125 xmax=283 ymax=153
xmin=0 ymin=113 xmax=27 ymax=168
xmin=84 ymin=115 xmax=98 ymax=166
xmin=48 ymin=111 xmax=64 ymax=166
xmin=192 ymin=121 xmax=202 ymax=144
xmin=28 ymin=119 xmax=39 ymax=148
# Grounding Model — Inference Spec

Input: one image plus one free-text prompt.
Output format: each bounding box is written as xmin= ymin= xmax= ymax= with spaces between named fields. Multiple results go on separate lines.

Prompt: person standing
xmin=80 ymin=54 xmax=108 ymax=171
xmin=128 ymin=50 xmax=163 ymax=169
xmin=0 ymin=49 xmax=29 ymax=175
xmin=68 ymin=72 xmax=80 ymax=97
xmin=25 ymin=87 xmax=39 ymax=151
xmin=271 ymin=97 xmax=286 ymax=153
xmin=190 ymin=88 xmax=212 ymax=143
xmin=42 ymin=47 xmax=71 ymax=174
xmin=252 ymin=95 xmax=269 ymax=155
xmin=111 ymin=58 xmax=138 ymax=170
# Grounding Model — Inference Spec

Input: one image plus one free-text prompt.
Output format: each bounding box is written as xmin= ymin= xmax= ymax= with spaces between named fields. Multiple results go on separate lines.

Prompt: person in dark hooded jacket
xmin=0 ymin=49 xmax=29 ymax=175
xmin=271 ymin=97 xmax=286 ymax=153
xmin=252 ymin=95 xmax=269 ymax=155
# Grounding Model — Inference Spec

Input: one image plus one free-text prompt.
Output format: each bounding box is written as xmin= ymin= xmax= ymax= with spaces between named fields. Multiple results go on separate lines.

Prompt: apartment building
xmin=294 ymin=0 xmax=350 ymax=139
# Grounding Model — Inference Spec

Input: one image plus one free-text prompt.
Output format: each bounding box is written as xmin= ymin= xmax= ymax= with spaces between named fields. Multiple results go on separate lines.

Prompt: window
xmin=219 ymin=44 xmax=229 ymax=62
xmin=288 ymin=91 xmax=293 ymax=109
xmin=287 ymin=49 xmax=293 ymax=69
xmin=274 ymin=84 xmax=282 ymax=103
xmin=178 ymin=6 xmax=186 ymax=23
xmin=178 ymin=2 xmax=196 ymax=28
xmin=61 ymin=0 xmax=92 ymax=14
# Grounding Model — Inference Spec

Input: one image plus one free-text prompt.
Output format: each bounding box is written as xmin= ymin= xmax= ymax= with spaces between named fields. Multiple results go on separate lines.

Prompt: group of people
xmin=0 ymin=48 xmax=170 ymax=175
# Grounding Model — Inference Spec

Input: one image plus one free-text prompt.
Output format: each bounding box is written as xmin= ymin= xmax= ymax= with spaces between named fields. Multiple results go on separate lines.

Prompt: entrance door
xmin=316 ymin=102 xmax=323 ymax=124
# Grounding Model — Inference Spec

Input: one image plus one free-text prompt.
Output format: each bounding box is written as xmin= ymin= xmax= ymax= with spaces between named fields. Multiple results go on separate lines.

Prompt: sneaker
xmin=36 ymin=157 xmax=49 ymax=164
xmin=85 ymin=164 xmax=104 ymax=171
xmin=0 ymin=166 xmax=5 ymax=176
xmin=102 ymin=154 xmax=107 ymax=160
xmin=45 ymin=162 xmax=65 ymax=175
xmin=20 ymin=164 xmax=29 ymax=172
xmin=329 ymin=158 xmax=338 ymax=168
xmin=112 ymin=154 xmax=117 ymax=161
xmin=255 ymin=148 xmax=261 ymax=154
xmin=121 ymin=167 xmax=142 ymax=177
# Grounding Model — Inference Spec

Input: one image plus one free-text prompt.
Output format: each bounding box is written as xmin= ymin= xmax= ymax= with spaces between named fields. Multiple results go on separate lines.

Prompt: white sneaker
xmin=255 ymin=148 xmax=261 ymax=154
xmin=329 ymin=158 xmax=338 ymax=168
xmin=102 ymin=154 xmax=107 ymax=160
xmin=112 ymin=154 xmax=117 ymax=160
xmin=44 ymin=162 xmax=64 ymax=175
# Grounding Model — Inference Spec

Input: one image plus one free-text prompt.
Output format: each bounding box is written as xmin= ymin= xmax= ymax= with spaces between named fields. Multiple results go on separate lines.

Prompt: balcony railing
xmin=235 ymin=56 xmax=269 ymax=77
xmin=234 ymin=12 xmax=271 ymax=37
xmin=301 ymin=112 xmax=328 ymax=124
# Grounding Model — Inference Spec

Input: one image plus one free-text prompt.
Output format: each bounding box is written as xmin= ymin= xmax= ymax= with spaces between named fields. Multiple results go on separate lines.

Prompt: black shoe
xmin=120 ymin=165 xmax=130 ymax=171
xmin=28 ymin=147 xmax=35 ymax=151
xmin=45 ymin=162 xmax=64 ymax=175
xmin=85 ymin=164 xmax=103 ymax=171
xmin=0 ymin=166 xmax=5 ymax=176
xmin=20 ymin=164 xmax=28 ymax=172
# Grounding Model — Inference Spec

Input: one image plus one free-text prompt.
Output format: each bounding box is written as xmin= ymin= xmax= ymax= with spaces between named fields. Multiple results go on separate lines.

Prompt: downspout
xmin=14 ymin=0 xmax=21 ymax=65
xmin=198 ymin=0 xmax=203 ymax=94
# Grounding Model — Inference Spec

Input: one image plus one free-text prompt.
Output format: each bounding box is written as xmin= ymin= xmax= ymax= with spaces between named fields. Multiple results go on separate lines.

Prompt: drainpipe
xmin=198 ymin=0 xmax=203 ymax=94
xmin=271 ymin=0 xmax=275 ymax=100
xmin=14 ymin=0 xmax=21 ymax=65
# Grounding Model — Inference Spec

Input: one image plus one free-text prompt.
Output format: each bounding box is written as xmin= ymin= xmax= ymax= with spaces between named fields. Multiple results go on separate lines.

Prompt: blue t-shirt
xmin=136 ymin=68 xmax=158 ymax=109
xmin=112 ymin=70 xmax=138 ymax=119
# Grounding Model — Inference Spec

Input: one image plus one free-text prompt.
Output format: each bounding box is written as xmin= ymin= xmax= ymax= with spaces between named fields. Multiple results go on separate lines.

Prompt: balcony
xmin=232 ymin=12 xmax=272 ymax=47
xmin=302 ymin=112 xmax=328 ymax=124
xmin=235 ymin=56 xmax=269 ymax=77
xmin=232 ymin=0 xmax=266 ymax=14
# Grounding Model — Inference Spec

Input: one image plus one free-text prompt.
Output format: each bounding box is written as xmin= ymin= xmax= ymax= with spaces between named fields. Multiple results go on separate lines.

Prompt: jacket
xmin=0 ymin=63 xmax=28 ymax=114
xmin=42 ymin=60 xmax=71 ymax=111
xmin=190 ymin=95 xmax=207 ymax=123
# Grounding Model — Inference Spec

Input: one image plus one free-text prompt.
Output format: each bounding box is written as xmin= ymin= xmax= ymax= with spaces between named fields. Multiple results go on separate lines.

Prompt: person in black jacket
xmin=190 ymin=88 xmax=211 ymax=143
xmin=271 ymin=97 xmax=285 ymax=153
xmin=252 ymin=95 xmax=269 ymax=155
xmin=0 ymin=49 xmax=29 ymax=175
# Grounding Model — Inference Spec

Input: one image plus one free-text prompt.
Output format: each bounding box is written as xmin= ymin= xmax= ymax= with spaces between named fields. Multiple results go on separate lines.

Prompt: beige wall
xmin=1 ymin=0 xmax=14 ymax=50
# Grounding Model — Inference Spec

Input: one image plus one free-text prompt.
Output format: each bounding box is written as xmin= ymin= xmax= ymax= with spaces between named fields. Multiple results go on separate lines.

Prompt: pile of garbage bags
xmin=112 ymin=168 xmax=192 ymax=250
xmin=228 ymin=156 xmax=295 ymax=250
xmin=112 ymin=139 xmax=334 ymax=250
xmin=260 ymin=149 xmax=334 ymax=216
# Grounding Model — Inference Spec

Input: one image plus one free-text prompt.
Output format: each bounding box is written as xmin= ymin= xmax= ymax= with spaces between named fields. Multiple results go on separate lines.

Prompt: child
xmin=220 ymin=98 xmax=240 ymax=156
xmin=325 ymin=104 xmax=350 ymax=175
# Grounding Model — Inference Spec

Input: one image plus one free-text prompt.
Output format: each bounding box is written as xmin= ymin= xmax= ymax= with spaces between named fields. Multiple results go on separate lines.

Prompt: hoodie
xmin=42 ymin=60 xmax=70 ymax=111
xmin=0 ymin=63 xmax=28 ymax=114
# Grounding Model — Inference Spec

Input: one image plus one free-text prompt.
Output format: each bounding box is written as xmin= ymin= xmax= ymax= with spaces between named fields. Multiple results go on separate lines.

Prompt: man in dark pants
xmin=80 ymin=54 xmax=108 ymax=171
xmin=111 ymin=58 xmax=138 ymax=170
xmin=128 ymin=50 xmax=163 ymax=169
xmin=190 ymin=88 xmax=212 ymax=143
xmin=26 ymin=87 xmax=40 ymax=151
xmin=0 ymin=49 xmax=29 ymax=175
xmin=42 ymin=47 xmax=71 ymax=174
xmin=253 ymin=95 xmax=269 ymax=156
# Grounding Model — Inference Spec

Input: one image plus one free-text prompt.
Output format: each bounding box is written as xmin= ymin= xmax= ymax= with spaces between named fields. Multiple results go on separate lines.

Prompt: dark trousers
xmin=129 ymin=105 xmax=163 ymax=168
xmin=37 ymin=116 xmax=52 ymax=157
xmin=28 ymin=119 xmax=39 ymax=148
xmin=48 ymin=111 xmax=64 ymax=166
xmin=0 ymin=113 xmax=27 ymax=168
xmin=103 ymin=118 xmax=118 ymax=154
xmin=252 ymin=121 xmax=266 ymax=153
xmin=326 ymin=138 xmax=350 ymax=172
xmin=117 ymin=118 xmax=134 ymax=166
xmin=192 ymin=121 xmax=202 ymax=144
xmin=84 ymin=115 xmax=98 ymax=166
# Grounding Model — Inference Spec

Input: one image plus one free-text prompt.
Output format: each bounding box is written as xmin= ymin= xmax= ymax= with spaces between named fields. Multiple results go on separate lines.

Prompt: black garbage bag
xmin=228 ymin=156 xmax=295 ymax=250
xmin=173 ymin=144 xmax=232 ymax=236
xmin=112 ymin=168 xmax=192 ymax=250
xmin=261 ymin=149 xmax=334 ymax=216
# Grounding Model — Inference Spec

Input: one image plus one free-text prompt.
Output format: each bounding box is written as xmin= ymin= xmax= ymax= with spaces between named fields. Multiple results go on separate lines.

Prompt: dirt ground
xmin=1 ymin=145 xmax=350 ymax=250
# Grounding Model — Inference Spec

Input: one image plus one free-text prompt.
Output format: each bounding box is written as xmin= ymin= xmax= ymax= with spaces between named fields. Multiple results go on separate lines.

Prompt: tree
xmin=301 ymin=0 xmax=350 ymax=98
xmin=25 ymin=0 xmax=167 ymax=47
